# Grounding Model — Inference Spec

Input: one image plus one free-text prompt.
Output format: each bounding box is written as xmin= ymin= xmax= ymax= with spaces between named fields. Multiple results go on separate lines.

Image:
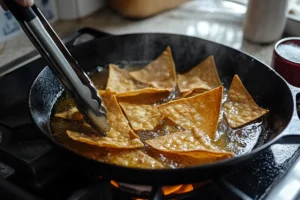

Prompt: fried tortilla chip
xmin=177 ymin=56 xmax=221 ymax=93
xmin=99 ymin=89 xmax=117 ymax=110
xmin=98 ymin=90 xmax=105 ymax=96
xmin=182 ymin=88 xmax=208 ymax=98
xmin=129 ymin=47 xmax=176 ymax=91
xmin=117 ymin=88 xmax=170 ymax=104
xmin=146 ymin=129 xmax=233 ymax=159
xmin=55 ymin=107 xmax=83 ymax=121
xmin=224 ymin=75 xmax=269 ymax=128
xmin=107 ymin=64 xmax=143 ymax=93
xmin=119 ymin=102 xmax=164 ymax=131
xmin=118 ymin=88 xmax=169 ymax=131
xmin=66 ymin=90 xmax=144 ymax=149
xmin=158 ymin=86 xmax=223 ymax=139
xmin=66 ymin=130 xmax=143 ymax=149
xmin=117 ymin=88 xmax=170 ymax=98
xmin=107 ymin=150 xmax=164 ymax=169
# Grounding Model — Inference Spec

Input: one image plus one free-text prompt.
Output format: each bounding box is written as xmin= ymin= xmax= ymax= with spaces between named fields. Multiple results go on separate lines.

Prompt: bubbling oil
xmin=50 ymin=64 xmax=270 ymax=169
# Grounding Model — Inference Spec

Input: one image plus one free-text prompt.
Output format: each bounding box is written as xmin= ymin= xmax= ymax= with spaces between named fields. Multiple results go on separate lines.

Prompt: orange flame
xmin=162 ymin=184 xmax=193 ymax=195
xmin=172 ymin=184 xmax=194 ymax=194
xmin=110 ymin=180 xmax=194 ymax=196
xmin=110 ymin=180 xmax=119 ymax=188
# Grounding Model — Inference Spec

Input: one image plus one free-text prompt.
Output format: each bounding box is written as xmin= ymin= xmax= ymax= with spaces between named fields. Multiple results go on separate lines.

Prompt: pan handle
xmin=276 ymin=86 xmax=300 ymax=143
xmin=65 ymin=27 xmax=113 ymax=49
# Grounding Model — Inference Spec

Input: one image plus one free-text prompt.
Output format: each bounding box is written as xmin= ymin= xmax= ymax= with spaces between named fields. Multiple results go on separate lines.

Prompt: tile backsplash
xmin=0 ymin=0 xmax=57 ymax=42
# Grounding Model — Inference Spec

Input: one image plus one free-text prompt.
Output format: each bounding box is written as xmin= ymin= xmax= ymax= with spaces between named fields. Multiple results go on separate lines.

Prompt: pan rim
xmin=28 ymin=32 xmax=295 ymax=181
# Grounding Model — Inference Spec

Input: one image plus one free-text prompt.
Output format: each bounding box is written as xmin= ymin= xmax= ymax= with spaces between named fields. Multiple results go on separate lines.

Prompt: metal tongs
xmin=4 ymin=0 xmax=110 ymax=135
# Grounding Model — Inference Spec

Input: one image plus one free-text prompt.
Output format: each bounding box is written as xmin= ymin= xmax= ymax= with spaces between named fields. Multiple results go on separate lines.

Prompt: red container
xmin=272 ymin=37 xmax=300 ymax=87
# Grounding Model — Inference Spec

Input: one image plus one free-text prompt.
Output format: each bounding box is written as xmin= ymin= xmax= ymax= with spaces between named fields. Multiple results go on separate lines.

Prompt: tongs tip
xmin=85 ymin=112 xmax=111 ymax=137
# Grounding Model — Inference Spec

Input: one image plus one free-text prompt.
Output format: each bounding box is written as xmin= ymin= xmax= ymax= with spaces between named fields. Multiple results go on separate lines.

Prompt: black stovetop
xmin=0 ymin=32 xmax=299 ymax=200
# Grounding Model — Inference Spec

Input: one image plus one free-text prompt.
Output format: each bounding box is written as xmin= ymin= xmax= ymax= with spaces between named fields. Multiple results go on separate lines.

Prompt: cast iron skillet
xmin=29 ymin=28 xmax=300 ymax=185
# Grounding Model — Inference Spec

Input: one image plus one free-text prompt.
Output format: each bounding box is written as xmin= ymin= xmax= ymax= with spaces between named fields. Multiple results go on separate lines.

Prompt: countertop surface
xmin=0 ymin=4 xmax=277 ymax=69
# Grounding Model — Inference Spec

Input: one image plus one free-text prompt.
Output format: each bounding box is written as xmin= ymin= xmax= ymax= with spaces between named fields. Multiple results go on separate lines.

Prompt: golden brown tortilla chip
xmin=119 ymin=102 xmax=164 ymax=131
xmin=178 ymin=149 xmax=233 ymax=160
xmin=117 ymin=88 xmax=170 ymax=104
xmin=98 ymin=90 xmax=106 ymax=96
xmin=158 ymin=86 xmax=223 ymax=139
xmin=224 ymin=75 xmax=269 ymax=128
xmin=55 ymin=107 xmax=83 ymax=121
xmin=107 ymin=64 xmax=143 ymax=93
xmin=177 ymin=56 xmax=221 ymax=93
xmin=129 ymin=47 xmax=176 ymax=91
xmin=117 ymin=88 xmax=169 ymax=131
xmin=116 ymin=88 xmax=170 ymax=98
xmin=66 ymin=90 xmax=144 ymax=149
xmin=182 ymin=88 xmax=208 ymax=98
xmin=97 ymin=89 xmax=140 ymax=139
xmin=66 ymin=130 xmax=143 ymax=149
xmin=107 ymin=150 xmax=164 ymax=169
xmin=99 ymin=89 xmax=118 ymax=115
xmin=146 ymin=129 xmax=233 ymax=159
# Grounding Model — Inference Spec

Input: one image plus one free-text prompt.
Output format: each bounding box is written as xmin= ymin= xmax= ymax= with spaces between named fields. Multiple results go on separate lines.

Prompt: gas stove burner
xmin=110 ymin=180 xmax=211 ymax=199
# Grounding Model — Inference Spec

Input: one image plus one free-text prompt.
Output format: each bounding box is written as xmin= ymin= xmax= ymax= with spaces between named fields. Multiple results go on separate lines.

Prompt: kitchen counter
xmin=0 ymin=6 xmax=276 ymax=70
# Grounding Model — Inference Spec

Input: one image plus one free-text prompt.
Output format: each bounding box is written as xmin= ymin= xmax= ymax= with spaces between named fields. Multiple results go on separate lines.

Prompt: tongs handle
xmin=3 ymin=0 xmax=36 ymax=22
xmin=4 ymin=0 xmax=110 ymax=134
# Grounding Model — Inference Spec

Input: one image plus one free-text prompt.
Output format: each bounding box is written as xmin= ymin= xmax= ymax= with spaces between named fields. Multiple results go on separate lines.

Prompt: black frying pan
xmin=29 ymin=28 xmax=300 ymax=185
